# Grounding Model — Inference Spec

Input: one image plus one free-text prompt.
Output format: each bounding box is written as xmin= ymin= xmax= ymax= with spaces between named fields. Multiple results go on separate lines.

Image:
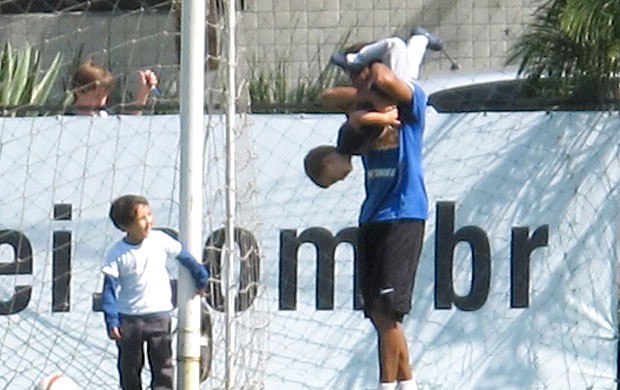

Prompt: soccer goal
xmin=0 ymin=1 xmax=266 ymax=389
xmin=0 ymin=2 xmax=618 ymax=390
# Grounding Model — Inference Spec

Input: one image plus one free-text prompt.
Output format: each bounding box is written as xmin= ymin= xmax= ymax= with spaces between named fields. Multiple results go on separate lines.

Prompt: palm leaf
xmin=508 ymin=0 xmax=620 ymax=83
xmin=8 ymin=45 xmax=32 ymax=105
xmin=30 ymin=52 xmax=63 ymax=105
xmin=0 ymin=43 xmax=15 ymax=105
xmin=0 ymin=43 xmax=63 ymax=113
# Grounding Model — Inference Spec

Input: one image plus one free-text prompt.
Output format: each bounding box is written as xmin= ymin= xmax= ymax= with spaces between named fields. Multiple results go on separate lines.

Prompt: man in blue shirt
xmin=354 ymin=61 xmax=428 ymax=390
xmin=308 ymin=54 xmax=430 ymax=390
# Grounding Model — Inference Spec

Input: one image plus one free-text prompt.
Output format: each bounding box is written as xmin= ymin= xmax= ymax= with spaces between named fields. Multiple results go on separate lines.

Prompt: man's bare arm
xmin=348 ymin=107 xmax=400 ymax=129
xmin=368 ymin=62 xmax=413 ymax=104
xmin=319 ymin=86 xmax=359 ymax=112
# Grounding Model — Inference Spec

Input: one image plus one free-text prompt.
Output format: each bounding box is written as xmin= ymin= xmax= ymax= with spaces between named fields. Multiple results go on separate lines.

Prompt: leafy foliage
xmin=507 ymin=0 xmax=620 ymax=100
xmin=0 ymin=43 xmax=63 ymax=112
xmin=248 ymin=31 xmax=352 ymax=112
xmin=248 ymin=52 xmax=347 ymax=112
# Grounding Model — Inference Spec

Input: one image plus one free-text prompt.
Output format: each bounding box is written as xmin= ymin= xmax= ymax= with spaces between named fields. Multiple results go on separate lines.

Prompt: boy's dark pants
xmin=117 ymin=314 xmax=173 ymax=390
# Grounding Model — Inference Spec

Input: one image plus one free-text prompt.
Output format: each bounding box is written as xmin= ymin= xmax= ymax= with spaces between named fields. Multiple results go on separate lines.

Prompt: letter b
xmin=435 ymin=202 xmax=491 ymax=311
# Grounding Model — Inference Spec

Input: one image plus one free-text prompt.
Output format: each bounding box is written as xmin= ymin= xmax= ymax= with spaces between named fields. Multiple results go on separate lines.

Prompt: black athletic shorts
xmin=358 ymin=219 xmax=425 ymax=321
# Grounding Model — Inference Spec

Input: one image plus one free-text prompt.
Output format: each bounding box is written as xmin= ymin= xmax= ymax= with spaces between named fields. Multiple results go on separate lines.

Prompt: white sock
xmin=346 ymin=37 xmax=406 ymax=72
xmin=405 ymin=35 xmax=429 ymax=80
xmin=377 ymin=381 xmax=398 ymax=390
xmin=345 ymin=42 xmax=387 ymax=66
xmin=398 ymin=378 xmax=418 ymax=390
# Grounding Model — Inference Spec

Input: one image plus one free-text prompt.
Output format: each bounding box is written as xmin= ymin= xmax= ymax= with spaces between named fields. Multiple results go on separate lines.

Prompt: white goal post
xmin=177 ymin=0 xmax=206 ymax=389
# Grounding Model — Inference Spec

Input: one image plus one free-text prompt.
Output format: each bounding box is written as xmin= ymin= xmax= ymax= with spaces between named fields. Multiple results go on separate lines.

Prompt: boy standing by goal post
xmin=101 ymin=194 xmax=209 ymax=390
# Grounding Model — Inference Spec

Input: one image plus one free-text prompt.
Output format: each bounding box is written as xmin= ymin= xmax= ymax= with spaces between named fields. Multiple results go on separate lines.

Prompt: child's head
xmin=304 ymin=145 xmax=353 ymax=188
xmin=109 ymin=195 xmax=151 ymax=234
xmin=71 ymin=60 xmax=114 ymax=107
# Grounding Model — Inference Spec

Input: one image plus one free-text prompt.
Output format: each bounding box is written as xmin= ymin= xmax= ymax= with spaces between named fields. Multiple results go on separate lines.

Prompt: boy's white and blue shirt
xmin=101 ymin=229 xmax=209 ymax=331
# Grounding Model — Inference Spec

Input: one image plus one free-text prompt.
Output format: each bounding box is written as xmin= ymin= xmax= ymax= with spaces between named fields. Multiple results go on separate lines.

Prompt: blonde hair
xmin=71 ymin=59 xmax=114 ymax=93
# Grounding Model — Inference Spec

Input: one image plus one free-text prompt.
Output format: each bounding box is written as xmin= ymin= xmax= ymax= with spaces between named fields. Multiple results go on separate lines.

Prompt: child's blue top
xmin=359 ymin=83 xmax=428 ymax=224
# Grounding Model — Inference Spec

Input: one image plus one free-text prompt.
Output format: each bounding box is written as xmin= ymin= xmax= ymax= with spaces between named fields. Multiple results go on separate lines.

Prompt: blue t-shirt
xmin=359 ymin=83 xmax=428 ymax=224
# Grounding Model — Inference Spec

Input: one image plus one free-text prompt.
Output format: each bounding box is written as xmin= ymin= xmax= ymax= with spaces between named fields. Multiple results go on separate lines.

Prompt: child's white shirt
xmin=102 ymin=230 xmax=180 ymax=315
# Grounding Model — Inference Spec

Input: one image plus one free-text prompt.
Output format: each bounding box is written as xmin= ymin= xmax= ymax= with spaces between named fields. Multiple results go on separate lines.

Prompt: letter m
xmin=279 ymin=227 xmax=358 ymax=310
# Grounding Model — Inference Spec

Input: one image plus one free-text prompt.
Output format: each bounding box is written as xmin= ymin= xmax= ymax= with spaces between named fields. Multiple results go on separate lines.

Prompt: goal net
xmin=1 ymin=96 xmax=618 ymax=390
xmin=0 ymin=1 xmax=618 ymax=390
xmin=0 ymin=1 xmax=267 ymax=389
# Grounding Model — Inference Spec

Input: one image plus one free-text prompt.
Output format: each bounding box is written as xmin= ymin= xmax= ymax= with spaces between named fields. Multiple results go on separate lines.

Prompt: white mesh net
xmin=0 ymin=2 xmax=617 ymax=390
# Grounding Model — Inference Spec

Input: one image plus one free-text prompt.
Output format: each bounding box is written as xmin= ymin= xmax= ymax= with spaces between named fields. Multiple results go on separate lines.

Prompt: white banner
xmin=0 ymin=108 xmax=616 ymax=389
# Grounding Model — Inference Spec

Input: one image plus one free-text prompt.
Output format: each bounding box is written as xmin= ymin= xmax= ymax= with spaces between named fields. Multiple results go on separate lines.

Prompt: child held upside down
xmin=304 ymin=31 xmax=443 ymax=389
xmin=304 ymin=27 xmax=443 ymax=188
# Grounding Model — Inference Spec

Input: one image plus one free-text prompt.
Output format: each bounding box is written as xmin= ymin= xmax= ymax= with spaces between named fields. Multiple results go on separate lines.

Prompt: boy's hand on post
xmin=196 ymin=287 xmax=208 ymax=298
xmin=108 ymin=327 xmax=122 ymax=341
